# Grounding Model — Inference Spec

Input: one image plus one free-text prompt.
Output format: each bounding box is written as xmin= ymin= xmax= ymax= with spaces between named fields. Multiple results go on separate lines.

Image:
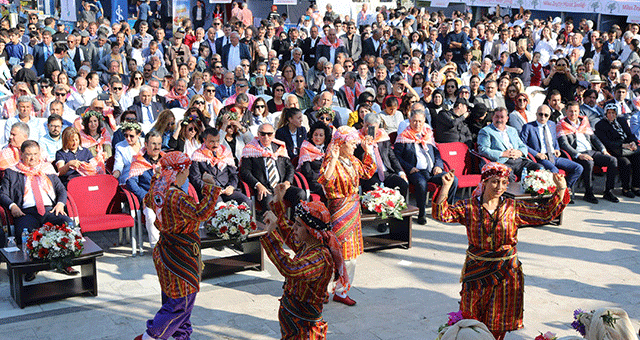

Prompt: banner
xmin=173 ymin=0 xmax=190 ymax=29
xmin=111 ymin=0 xmax=128 ymax=24
xmin=59 ymin=0 xmax=76 ymax=22
xmin=209 ymin=0 xmax=232 ymax=3
xmin=468 ymin=0 xmax=640 ymax=17
xmin=431 ymin=0 xmax=452 ymax=7
xmin=274 ymin=0 xmax=298 ymax=5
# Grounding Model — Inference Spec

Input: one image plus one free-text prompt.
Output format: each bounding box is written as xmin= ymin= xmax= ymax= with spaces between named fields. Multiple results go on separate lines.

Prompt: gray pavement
xmin=1 ymin=188 xmax=640 ymax=340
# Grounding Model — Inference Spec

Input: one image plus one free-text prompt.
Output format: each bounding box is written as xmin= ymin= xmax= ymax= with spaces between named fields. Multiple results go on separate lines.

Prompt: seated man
xmin=0 ymin=140 xmax=74 ymax=280
xmin=189 ymin=127 xmax=250 ymax=205
xmin=355 ymin=112 xmax=408 ymax=196
xmin=39 ymin=114 xmax=64 ymax=162
xmin=520 ymin=104 xmax=584 ymax=191
xmin=394 ymin=109 xmax=458 ymax=225
xmin=557 ymin=101 xmax=619 ymax=203
xmin=0 ymin=122 xmax=29 ymax=170
xmin=477 ymin=107 xmax=543 ymax=179
xmin=239 ymin=123 xmax=306 ymax=209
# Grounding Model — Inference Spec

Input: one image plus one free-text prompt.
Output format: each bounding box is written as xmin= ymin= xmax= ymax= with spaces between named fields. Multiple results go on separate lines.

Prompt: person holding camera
xmin=542 ymin=57 xmax=577 ymax=103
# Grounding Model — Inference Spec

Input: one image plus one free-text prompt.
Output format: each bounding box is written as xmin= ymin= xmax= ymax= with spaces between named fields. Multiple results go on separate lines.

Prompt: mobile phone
xmin=367 ymin=125 xmax=376 ymax=137
xmin=97 ymin=92 xmax=110 ymax=100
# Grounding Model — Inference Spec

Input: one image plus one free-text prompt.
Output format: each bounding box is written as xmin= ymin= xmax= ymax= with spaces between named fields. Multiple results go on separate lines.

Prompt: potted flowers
xmin=361 ymin=184 xmax=407 ymax=220
xmin=522 ymin=169 xmax=557 ymax=196
xmin=24 ymin=222 xmax=84 ymax=272
xmin=204 ymin=200 xmax=257 ymax=242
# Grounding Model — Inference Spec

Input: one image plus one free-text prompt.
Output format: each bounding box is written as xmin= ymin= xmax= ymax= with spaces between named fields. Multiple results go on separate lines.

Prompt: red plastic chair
xmin=437 ymin=142 xmax=482 ymax=197
xmin=294 ymin=171 xmax=322 ymax=202
xmin=105 ymin=156 xmax=115 ymax=175
xmin=66 ymin=174 xmax=138 ymax=255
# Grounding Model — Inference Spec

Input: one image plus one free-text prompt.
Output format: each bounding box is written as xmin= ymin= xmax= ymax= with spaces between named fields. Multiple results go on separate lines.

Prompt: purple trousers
xmin=146 ymin=292 xmax=197 ymax=340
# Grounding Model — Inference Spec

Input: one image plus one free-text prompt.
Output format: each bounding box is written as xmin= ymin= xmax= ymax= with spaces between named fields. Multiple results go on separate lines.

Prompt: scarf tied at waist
xmin=461 ymin=246 xmax=520 ymax=287
xmin=158 ymin=232 xmax=202 ymax=289
xmin=280 ymin=293 xmax=323 ymax=322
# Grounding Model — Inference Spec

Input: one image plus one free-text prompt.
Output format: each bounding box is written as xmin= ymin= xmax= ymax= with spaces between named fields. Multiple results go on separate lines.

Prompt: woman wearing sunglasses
xmin=150 ymin=109 xmax=177 ymax=151
xmin=169 ymin=109 xmax=204 ymax=158
xmin=247 ymin=97 xmax=271 ymax=136
xmin=267 ymin=82 xmax=286 ymax=113
xmin=298 ymin=121 xmax=332 ymax=200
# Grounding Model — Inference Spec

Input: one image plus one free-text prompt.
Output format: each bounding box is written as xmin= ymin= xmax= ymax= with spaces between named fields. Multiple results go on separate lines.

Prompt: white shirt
xmin=141 ymin=104 xmax=155 ymax=125
xmin=497 ymin=128 xmax=514 ymax=149
xmin=537 ymin=121 xmax=552 ymax=154
xmin=414 ymin=138 xmax=433 ymax=170
xmin=22 ymin=177 xmax=54 ymax=209
xmin=227 ymin=44 xmax=241 ymax=71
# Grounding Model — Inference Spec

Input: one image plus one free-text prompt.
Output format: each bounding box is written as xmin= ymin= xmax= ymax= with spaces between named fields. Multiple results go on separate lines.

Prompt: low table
xmin=0 ymin=237 xmax=103 ymax=309
xmin=199 ymin=223 xmax=266 ymax=279
xmin=361 ymin=205 xmax=420 ymax=251
xmin=503 ymin=182 xmax=563 ymax=226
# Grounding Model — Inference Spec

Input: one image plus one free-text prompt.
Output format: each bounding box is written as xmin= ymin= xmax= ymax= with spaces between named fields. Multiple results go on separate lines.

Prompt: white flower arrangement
xmin=522 ymin=169 xmax=557 ymax=196
xmin=204 ymin=201 xmax=257 ymax=241
xmin=25 ymin=222 xmax=84 ymax=271
xmin=361 ymin=184 xmax=407 ymax=220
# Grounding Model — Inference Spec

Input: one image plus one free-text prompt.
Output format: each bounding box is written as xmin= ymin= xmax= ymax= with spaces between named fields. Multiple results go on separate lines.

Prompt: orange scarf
xmin=128 ymin=148 xmax=164 ymax=180
xmin=191 ymin=144 xmax=235 ymax=170
xmin=341 ymin=82 xmax=365 ymax=110
xmin=10 ymin=161 xmax=56 ymax=200
xmin=0 ymin=145 xmax=20 ymax=170
xmin=395 ymin=125 xmax=435 ymax=148
xmin=167 ymin=89 xmax=190 ymax=108
xmin=319 ymin=36 xmax=344 ymax=49
xmin=241 ymin=137 xmax=289 ymax=159
xmin=358 ymin=127 xmax=390 ymax=143
xmin=557 ymin=116 xmax=594 ymax=137
xmin=296 ymin=140 xmax=324 ymax=170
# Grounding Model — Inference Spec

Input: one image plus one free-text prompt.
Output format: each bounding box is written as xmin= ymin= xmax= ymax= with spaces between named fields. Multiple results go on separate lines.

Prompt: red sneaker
xmin=134 ymin=335 xmax=143 ymax=340
xmin=332 ymin=294 xmax=356 ymax=306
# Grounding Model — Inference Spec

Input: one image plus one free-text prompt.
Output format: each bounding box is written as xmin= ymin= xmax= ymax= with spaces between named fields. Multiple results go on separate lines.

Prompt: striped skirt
xmin=327 ymin=195 xmax=363 ymax=260
xmin=279 ymin=294 xmax=328 ymax=340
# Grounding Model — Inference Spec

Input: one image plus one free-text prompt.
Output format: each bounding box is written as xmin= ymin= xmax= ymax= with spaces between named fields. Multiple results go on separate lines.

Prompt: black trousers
xmin=504 ymin=158 xmax=543 ymax=180
xmin=360 ymin=172 xmax=409 ymax=197
xmin=15 ymin=206 xmax=72 ymax=245
xmin=574 ymin=150 xmax=618 ymax=194
xmin=258 ymin=186 xmax=306 ymax=210
xmin=218 ymin=189 xmax=251 ymax=206
xmin=614 ymin=152 xmax=640 ymax=190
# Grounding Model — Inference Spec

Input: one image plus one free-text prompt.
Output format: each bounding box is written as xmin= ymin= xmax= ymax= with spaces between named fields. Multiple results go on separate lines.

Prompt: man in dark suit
xmin=214 ymin=24 xmax=233 ymax=55
xmin=239 ymin=123 xmax=306 ymax=209
xmin=43 ymin=43 xmax=67 ymax=80
xmin=341 ymin=21 xmax=362 ymax=61
xmin=92 ymin=34 xmax=111 ymax=71
xmin=316 ymin=28 xmax=347 ymax=64
xmin=275 ymin=108 xmax=307 ymax=160
xmin=473 ymin=79 xmax=505 ymax=112
xmin=221 ymin=32 xmax=251 ymax=73
xmin=520 ymin=105 xmax=583 ymax=190
xmin=301 ymin=25 xmax=321 ymax=66
xmin=128 ymin=85 xmax=162 ymax=125
xmin=394 ymin=110 xmax=458 ymax=224
xmin=189 ymin=128 xmax=250 ymax=205
xmin=0 ymin=140 xmax=73 ymax=279
xmin=78 ymin=30 xmax=96 ymax=70
xmin=33 ymin=30 xmax=54 ymax=76
xmin=215 ymin=71 xmax=236 ymax=102
xmin=362 ymin=29 xmax=383 ymax=58
xmin=557 ymin=101 xmax=619 ymax=203
xmin=583 ymin=36 xmax=612 ymax=77
xmin=356 ymin=113 xmax=408 ymax=196
xmin=604 ymin=84 xmax=637 ymax=123
xmin=580 ymin=89 xmax=605 ymax=128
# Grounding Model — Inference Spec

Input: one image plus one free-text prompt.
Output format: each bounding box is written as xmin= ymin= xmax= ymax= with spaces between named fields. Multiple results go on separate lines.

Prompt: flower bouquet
xmin=571 ymin=308 xmax=618 ymax=337
xmin=522 ymin=169 xmax=557 ymax=196
xmin=435 ymin=311 xmax=477 ymax=340
xmin=535 ymin=331 xmax=558 ymax=340
xmin=25 ymin=222 xmax=84 ymax=271
xmin=361 ymin=184 xmax=407 ymax=220
xmin=204 ymin=200 xmax=257 ymax=241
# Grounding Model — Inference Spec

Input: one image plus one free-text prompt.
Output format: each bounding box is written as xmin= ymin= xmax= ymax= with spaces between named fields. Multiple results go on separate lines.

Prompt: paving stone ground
xmin=1 ymin=181 xmax=639 ymax=340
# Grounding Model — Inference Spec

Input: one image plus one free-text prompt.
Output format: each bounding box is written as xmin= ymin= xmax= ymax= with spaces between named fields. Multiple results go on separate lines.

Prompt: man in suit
xmin=214 ymin=24 xmax=233 ymax=55
xmin=604 ymin=84 xmax=637 ymax=123
xmin=128 ymin=85 xmax=162 ymax=126
xmin=341 ymin=21 xmax=362 ymax=61
xmin=580 ymin=89 xmax=605 ymax=128
xmin=239 ymin=123 xmax=306 ymax=209
xmin=33 ymin=30 xmax=54 ymax=76
xmin=557 ymin=101 xmax=619 ymax=203
xmin=474 ymin=80 xmax=505 ymax=112
xmin=316 ymin=28 xmax=347 ymax=65
xmin=491 ymin=29 xmax=517 ymax=62
xmin=92 ymin=34 xmax=111 ymax=70
xmin=283 ymin=48 xmax=309 ymax=82
xmin=477 ymin=107 xmax=543 ymax=178
xmin=520 ymin=105 xmax=583 ymax=190
xmin=44 ymin=43 xmax=67 ymax=80
xmin=394 ymin=109 xmax=457 ymax=225
xmin=78 ymin=30 xmax=96 ymax=70
xmin=356 ymin=113 xmax=408 ymax=195
xmin=583 ymin=36 xmax=612 ymax=77
xmin=215 ymin=71 xmax=236 ymax=102
xmin=362 ymin=29 xmax=383 ymax=58
xmin=275 ymin=108 xmax=307 ymax=160
xmin=65 ymin=33 xmax=86 ymax=72
xmin=189 ymin=128 xmax=250 ymax=205
xmin=0 ymin=140 xmax=74 ymax=280
xmin=302 ymin=25 xmax=321 ymax=66
xmin=221 ymin=32 xmax=251 ymax=73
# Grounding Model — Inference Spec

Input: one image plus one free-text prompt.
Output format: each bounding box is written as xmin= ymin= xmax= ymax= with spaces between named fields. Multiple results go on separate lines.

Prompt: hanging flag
xmin=112 ymin=0 xmax=128 ymax=23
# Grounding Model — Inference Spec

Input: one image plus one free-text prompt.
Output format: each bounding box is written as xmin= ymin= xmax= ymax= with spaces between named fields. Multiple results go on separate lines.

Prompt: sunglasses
xmin=538 ymin=113 xmax=550 ymax=117
xmin=255 ymin=105 xmax=265 ymax=109
xmin=237 ymin=84 xmax=248 ymax=88
xmin=134 ymin=77 xmax=143 ymax=80
xmin=259 ymin=131 xmax=274 ymax=136
xmin=275 ymin=88 xmax=284 ymax=92
xmin=214 ymin=66 xmax=223 ymax=68
xmin=294 ymin=80 xmax=305 ymax=83
xmin=194 ymin=101 xmax=205 ymax=105
xmin=517 ymin=99 xmax=527 ymax=102
xmin=241 ymin=64 xmax=250 ymax=67
xmin=55 ymin=92 xmax=67 ymax=96
xmin=125 ymin=117 xmax=137 ymax=122
xmin=144 ymin=68 xmax=152 ymax=72
xmin=319 ymin=116 xmax=331 ymax=121
xmin=169 ymin=122 xmax=175 ymax=126
xmin=112 ymin=87 xmax=123 ymax=90
xmin=188 ymin=127 xmax=196 ymax=132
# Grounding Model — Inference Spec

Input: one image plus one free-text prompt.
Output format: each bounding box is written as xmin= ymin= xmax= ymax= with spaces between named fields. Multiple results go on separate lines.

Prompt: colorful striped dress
xmin=145 ymin=184 xmax=221 ymax=299
xmin=432 ymin=190 xmax=570 ymax=333
xmin=261 ymin=201 xmax=335 ymax=339
xmin=318 ymin=152 xmax=376 ymax=260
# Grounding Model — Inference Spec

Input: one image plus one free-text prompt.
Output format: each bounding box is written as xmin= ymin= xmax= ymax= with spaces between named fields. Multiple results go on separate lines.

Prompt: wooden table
xmin=361 ymin=205 xmax=420 ymax=251
xmin=199 ymin=223 xmax=266 ymax=279
xmin=503 ymin=182 xmax=563 ymax=225
xmin=0 ymin=237 xmax=103 ymax=309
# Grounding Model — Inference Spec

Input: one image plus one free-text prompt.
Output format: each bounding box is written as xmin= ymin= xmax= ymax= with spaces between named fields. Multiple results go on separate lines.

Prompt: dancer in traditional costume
xmin=432 ymin=163 xmax=569 ymax=340
xmin=135 ymin=151 xmax=221 ymax=340
xmin=318 ymin=126 xmax=376 ymax=306
xmin=261 ymin=183 xmax=347 ymax=340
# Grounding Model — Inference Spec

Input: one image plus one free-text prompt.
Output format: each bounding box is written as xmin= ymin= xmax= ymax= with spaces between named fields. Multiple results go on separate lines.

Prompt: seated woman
xmin=111 ymin=110 xmax=143 ymax=148
xmin=55 ymin=127 xmax=97 ymax=187
xmin=79 ymin=110 xmax=113 ymax=167
xmin=267 ymin=82 xmax=286 ymax=113
xmin=247 ymin=97 xmax=271 ymax=136
xmin=113 ymin=121 xmax=143 ymax=184
xmin=217 ymin=107 xmax=253 ymax=166
xmin=298 ymin=122 xmax=332 ymax=199
xmin=508 ymin=92 xmax=535 ymax=134
xmin=275 ymin=107 xmax=307 ymax=160
xmin=169 ymin=109 xmax=204 ymax=157
xmin=150 ymin=109 xmax=177 ymax=151
xmin=315 ymin=107 xmax=338 ymax=131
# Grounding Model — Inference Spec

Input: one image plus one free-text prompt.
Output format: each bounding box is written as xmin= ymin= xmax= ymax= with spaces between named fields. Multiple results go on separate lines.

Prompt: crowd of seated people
xmin=1 ymin=1 xmax=640 ymax=255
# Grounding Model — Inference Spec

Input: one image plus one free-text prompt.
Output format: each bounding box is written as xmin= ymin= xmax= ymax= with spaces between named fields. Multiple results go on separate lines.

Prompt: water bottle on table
xmin=21 ymin=228 xmax=29 ymax=253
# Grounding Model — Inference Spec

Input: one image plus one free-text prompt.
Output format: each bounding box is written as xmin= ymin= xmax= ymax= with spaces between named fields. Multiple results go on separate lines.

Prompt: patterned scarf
xmin=75 ymin=151 xmax=106 ymax=176
xmin=358 ymin=127 xmax=390 ymax=143
xmin=128 ymin=148 xmax=164 ymax=180
xmin=241 ymin=137 xmax=289 ymax=159
xmin=340 ymin=82 xmax=365 ymax=110
xmin=191 ymin=144 xmax=235 ymax=170
xmin=471 ymin=162 xmax=511 ymax=198
xmin=148 ymin=152 xmax=192 ymax=224
xmin=10 ymin=161 xmax=57 ymax=200
xmin=166 ymin=89 xmax=190 ymax=108
xmin=395 ymin=125 xmax=435 ymax=148
xmin=296 ymin=140 xmax=325 ymax=170
xmin=319 ymin=36 xmax=344 ymax=49
xmin=328 ymin=126 xmax=360 ymax=150
xmin=0 ymin=145 xmax=20 ymax=170
xmin=556 ymin=116 xmax=593 ymax=137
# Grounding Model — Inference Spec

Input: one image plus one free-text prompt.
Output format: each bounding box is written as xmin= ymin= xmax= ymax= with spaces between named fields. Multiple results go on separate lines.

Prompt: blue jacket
xmin=520 ymin=121 xmax=560 ymax=156
xmin=477 ymin=124 xmax=529 ymax=163
xmin=393 ymin=141 xmax=443 ymax=174
xmin=126 ymin=166 xmax=189 ymax=203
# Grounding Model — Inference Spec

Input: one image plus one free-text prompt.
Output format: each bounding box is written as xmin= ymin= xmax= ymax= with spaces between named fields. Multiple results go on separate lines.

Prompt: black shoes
xmin=24 ymin=272 xmax=36 ymax=282
xmin=632 ymin=188 xmax=640 ymax=196
xmin=622 ymin=190 xmax=636 ymax=198
xmin=59 ymin=266 xmax=79 ymax=276
xmin=416 ymin=216 xmax=427 ymax=225
xmin=603 ymin=191 xmax=620 ymax=203
xmin=583 ymin=193 xmax=599 ymax=204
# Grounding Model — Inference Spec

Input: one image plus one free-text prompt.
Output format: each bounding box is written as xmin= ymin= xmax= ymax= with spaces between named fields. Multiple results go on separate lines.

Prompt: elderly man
xmin=0 ymin=140 xmax=73 ymax=280
xmin=316 ymin=28 xmax=347 ymax=65
xmin=224 ymin=78 xmax=256 ymax=108
xmin=284 ymin=47 xmax=309 ymax=80
xmin=222 ymin=32 xmax=251 ymax=73
xmin=291 ymin=76 xmax=315 ymax=111
xmin=477 ymin=107 xmax=543 ymax=178
xmin=394 ymin=109 xmax=458 ymax=225
xmin=216 ymin=71 xmax=236 ymax=102
xmin=190 ymin=127 xmax=250 ymax=206
xmin=0 ymin=122 xmax=29 ymax=170
xmin=4 ymin=96 xmax=45 ymax=142
xmin=520 ymin=105 xmax=584 ymax=190
xmin=239 ymin=123 xmax=306 ymax=209
xmin=166 ymin=78 xmax=190 ymax=109
xmin=128 ymin=85 xmax=162 ymax=128
xmin=38 ymin=114 xmax=64 ymax=162
xmin=338 ymin=72 xmax=364 ymax=111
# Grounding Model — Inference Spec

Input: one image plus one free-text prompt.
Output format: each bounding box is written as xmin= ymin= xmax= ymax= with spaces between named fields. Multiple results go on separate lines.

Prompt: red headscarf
xmin=147 ymin=152 xmax=192 ymax=224
xmin=471 ymin=162 xmax=512 ymax=198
